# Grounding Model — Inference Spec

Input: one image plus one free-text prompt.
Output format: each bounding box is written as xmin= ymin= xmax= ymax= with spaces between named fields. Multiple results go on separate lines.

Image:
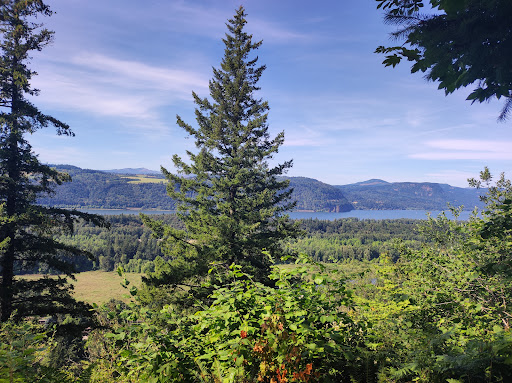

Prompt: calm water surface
xmin=79 ymin=209 xmax=475 ymax=221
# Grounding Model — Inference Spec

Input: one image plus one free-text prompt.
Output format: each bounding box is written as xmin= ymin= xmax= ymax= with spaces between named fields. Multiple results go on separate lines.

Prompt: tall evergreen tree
xmin=142 ymin=6 xmax=300 ymax=302
xmin=0 ymin=0 xmax=105 ymax=322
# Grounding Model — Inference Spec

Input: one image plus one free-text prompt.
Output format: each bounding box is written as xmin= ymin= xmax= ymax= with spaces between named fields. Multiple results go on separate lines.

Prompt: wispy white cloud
xmin=412 ymin=152 xmax=512 ymax=160
xmin=424 ymin=170 xmax=479 ymax=187
xmin=71 ymin=53 xmax=208 ymax=94
xmin=408 ymin=124 xmax=473 ymax=138
xmin=248 ymin=19 xmax=310 ymax=43
xmin=405 ymin=108 xmax=431 ymax=128
xmin=163 ymin=1 xmax=226 ymax=31
xmin=426 ymin=139 xmax=510 ymax=152
xmin=411 ymin=140 xmax=512 ymax=160
xmin=139 ymin=1 xmax=309 ymax=43
xmin=283 ymin=125 xmax=328 ymax=147
xmin=32 ymin=53 xmax=209 ymax=135
xmin=34 ymin=146 xmax=87 ymax=165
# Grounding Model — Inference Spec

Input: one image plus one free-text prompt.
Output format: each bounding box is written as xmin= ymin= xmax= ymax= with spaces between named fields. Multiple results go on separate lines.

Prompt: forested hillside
xmin=37 ymin=165 xmax=175 ymax=209
xmin=38 ymin=165 xmax=351 ymax=212
xmin=289 ymin=217 xmax=425 ymax=261
xmin=282 ymin=176 xmax=353 ymax=212
xmin=37 ymin=165 xmax=484 ymax=211
xmin=337 ymin=179 xmax=484 ymax=210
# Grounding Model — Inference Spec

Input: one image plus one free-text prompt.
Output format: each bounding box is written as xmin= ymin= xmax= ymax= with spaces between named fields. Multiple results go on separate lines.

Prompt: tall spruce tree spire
xmin=142 ymin=6 xmax=300 ymax=304
xmin=0 ymin=0 xmax=105 ymax=322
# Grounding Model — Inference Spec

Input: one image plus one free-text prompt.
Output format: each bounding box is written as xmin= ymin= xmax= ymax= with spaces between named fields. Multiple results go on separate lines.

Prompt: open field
xmin=18 ymin=264 xmax=359 ymax=306
xmin=19 ymin=271 xmax=145 ymax=305
xmin=120 ymin=174 xmax=167 ymax=184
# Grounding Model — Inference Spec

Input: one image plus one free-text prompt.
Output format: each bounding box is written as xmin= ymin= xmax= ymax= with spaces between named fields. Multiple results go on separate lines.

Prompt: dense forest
xmin=23 ymin=214 xmax=426 ymax=274
xmin=288 ymin=218 xmax=425 ymax=262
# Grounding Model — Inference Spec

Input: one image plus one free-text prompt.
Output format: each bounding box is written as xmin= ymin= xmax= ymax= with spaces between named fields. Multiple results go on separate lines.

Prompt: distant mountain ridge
xmin=336 ymin=180 xmax=484 ymax=210
xmin=103 ymin=168 xmax=161 ymax=175
xmin=37 ymin=165 xmax=485 ymax=212
xmin=348 ymin=179 xmax=389 ymax=187
xmin=282 ymin=177 xmax=353 ymax=212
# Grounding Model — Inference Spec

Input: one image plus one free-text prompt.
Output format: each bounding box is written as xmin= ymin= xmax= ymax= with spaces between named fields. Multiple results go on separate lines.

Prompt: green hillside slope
xmin=37 ymin=166 xmax=484 ymax=211
xmin=336 ymin=180 xmax=484 ymax=210
xmin=38 ymin=166 xmax=353 ymax=212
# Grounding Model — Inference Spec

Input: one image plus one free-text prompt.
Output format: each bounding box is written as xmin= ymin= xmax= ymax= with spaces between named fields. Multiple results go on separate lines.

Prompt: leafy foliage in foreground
xmin=350 ymin=185 xmax=512 ymax=380
xmin=0 ymin=320 xmax=84 ymax=383
xmin=94 ymin=257 xmax=367 ymax=382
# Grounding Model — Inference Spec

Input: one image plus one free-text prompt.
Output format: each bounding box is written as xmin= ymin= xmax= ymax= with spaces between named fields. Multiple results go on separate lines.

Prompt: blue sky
xmin=28 ymin=0 xmax=512 ymax=187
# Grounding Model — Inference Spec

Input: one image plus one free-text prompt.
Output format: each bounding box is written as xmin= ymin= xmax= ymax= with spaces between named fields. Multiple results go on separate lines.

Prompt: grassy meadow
xmin=19 ymin=264 xmax=354 ymax=307
xmin=20 ymin=271 xmax=145 ymax=305
xmin=120 ymin=174 xmax=167 ymax=184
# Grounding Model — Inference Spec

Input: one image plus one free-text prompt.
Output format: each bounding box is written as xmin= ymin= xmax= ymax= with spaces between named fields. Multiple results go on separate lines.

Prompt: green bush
xmin=101 ymin=256 xmax=367 ymax=382
xmin=0 ymin=320 xmax=76 ymax=383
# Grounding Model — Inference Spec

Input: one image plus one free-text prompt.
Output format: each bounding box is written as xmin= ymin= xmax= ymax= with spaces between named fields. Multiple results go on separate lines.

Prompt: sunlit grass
xmin=120 ymin=174 xmax=166 ymax=184
xmin=19 ymin=271 xmax=145 ymax=305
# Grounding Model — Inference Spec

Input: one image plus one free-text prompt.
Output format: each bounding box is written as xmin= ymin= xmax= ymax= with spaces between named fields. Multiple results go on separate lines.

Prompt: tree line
xmin=39 ymin=215 xmax=425 ymax=273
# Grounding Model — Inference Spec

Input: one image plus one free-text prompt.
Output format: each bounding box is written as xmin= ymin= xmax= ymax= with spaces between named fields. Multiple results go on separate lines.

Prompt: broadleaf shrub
xmin=102 ymin=255 xmax=367 ymax=382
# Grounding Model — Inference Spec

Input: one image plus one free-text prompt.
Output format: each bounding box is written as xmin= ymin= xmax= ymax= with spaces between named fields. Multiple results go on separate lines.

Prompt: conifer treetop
xmin=141 ymin=7 xmax=300 ymax=305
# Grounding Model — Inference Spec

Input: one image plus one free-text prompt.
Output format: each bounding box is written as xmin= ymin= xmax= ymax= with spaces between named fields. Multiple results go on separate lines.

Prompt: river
xmin=78 ymin=208 xmax=476 ymax=221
